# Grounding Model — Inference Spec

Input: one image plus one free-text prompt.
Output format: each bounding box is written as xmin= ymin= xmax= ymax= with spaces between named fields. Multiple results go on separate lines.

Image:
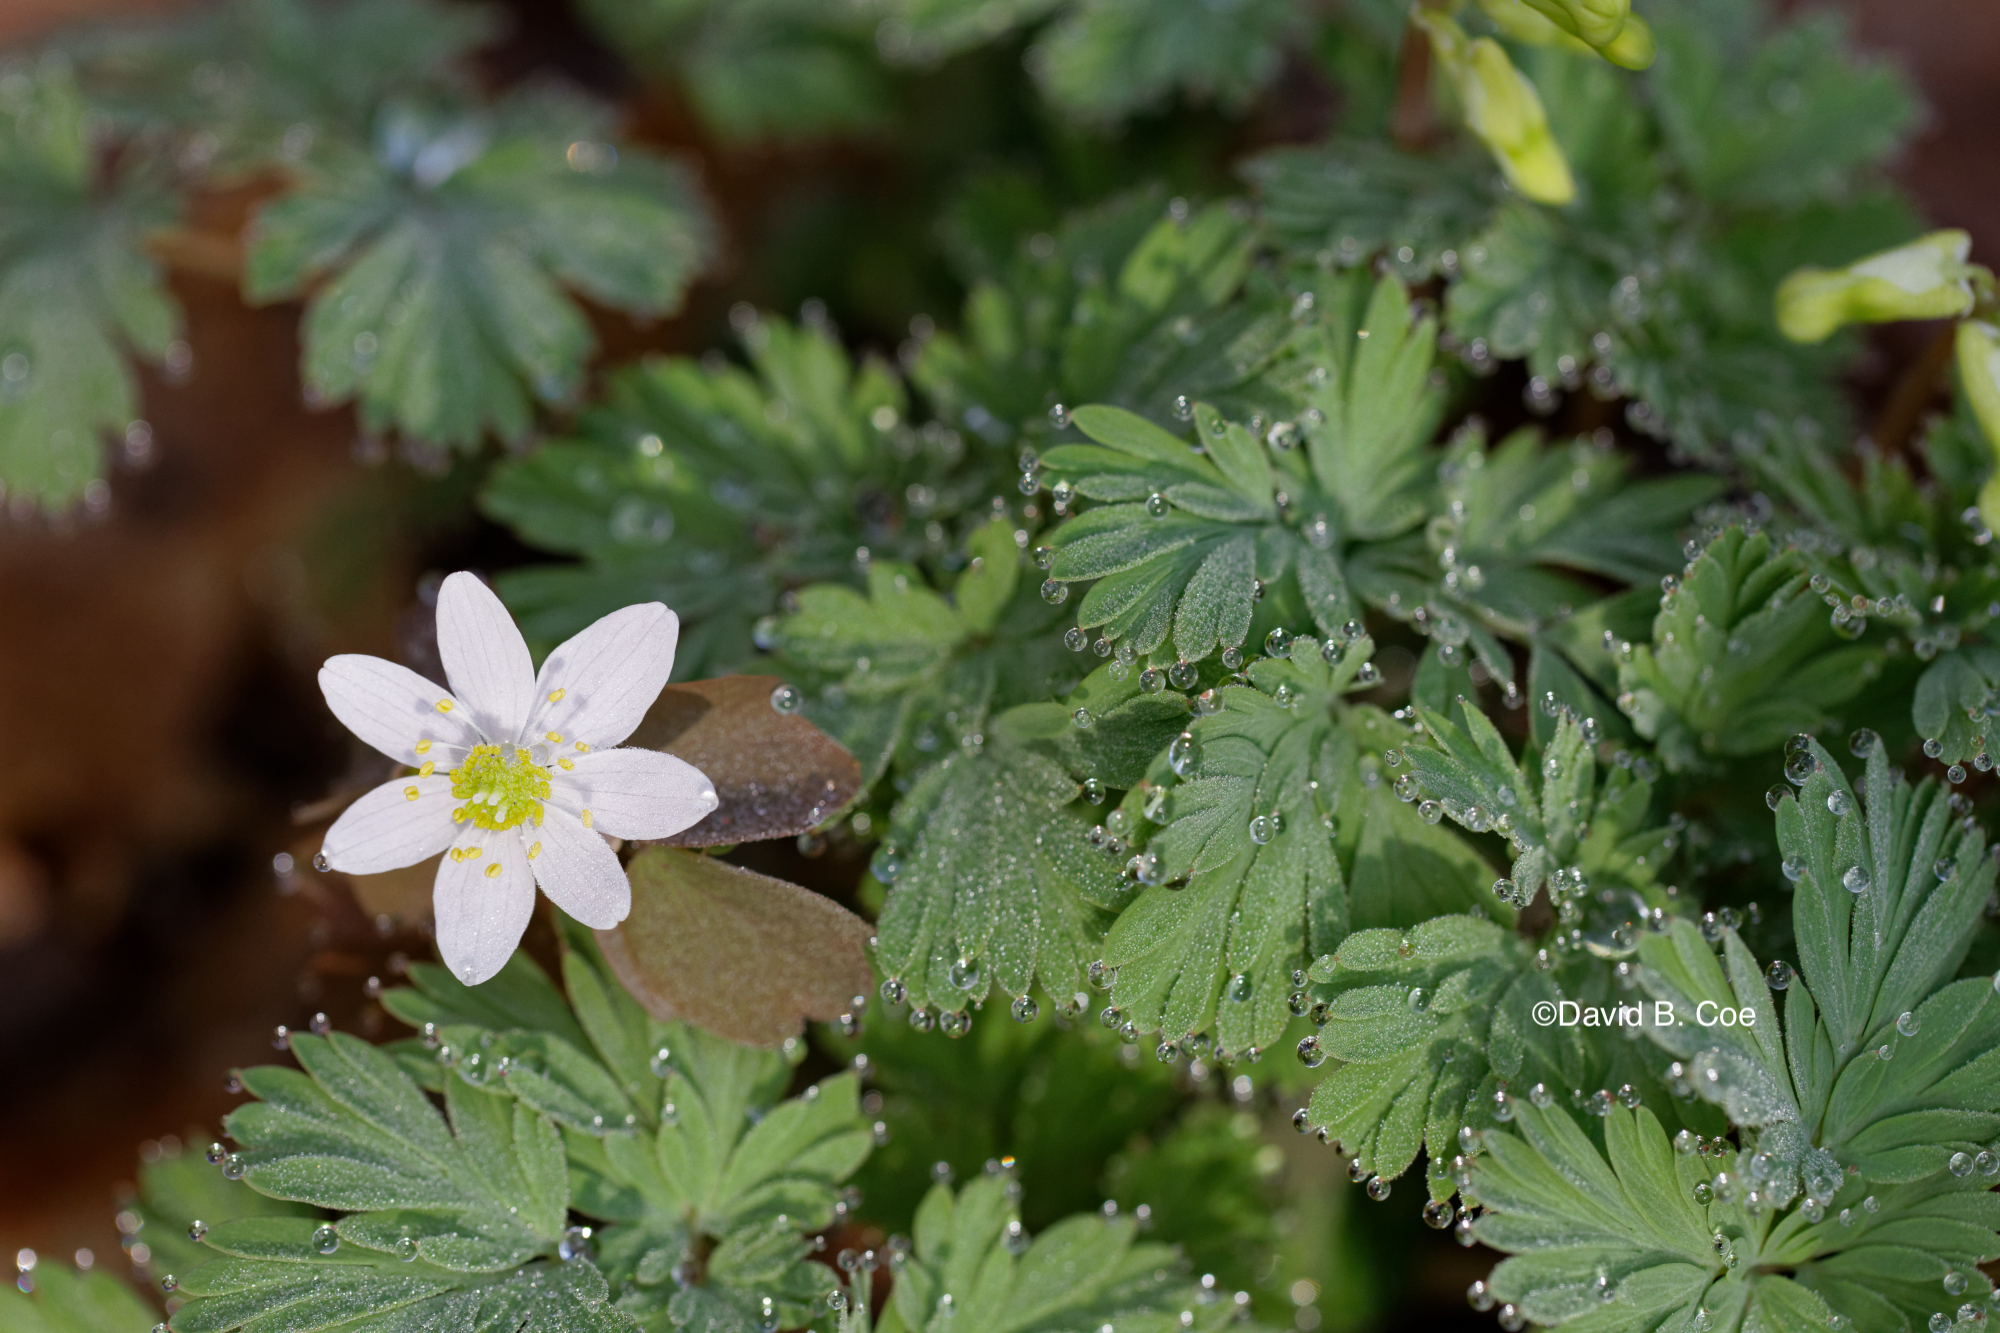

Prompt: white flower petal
xmin=434 ymin=828 xmax=535 ymax=986
xmin=550 ymin=747 xmax=719 ymax=840
xmin=527 ymin=807 xmax=630 ymax=929
xmin=320 ymin=654 xmax=483 ymax=763
xmin=322 ymin=776 xmax=459 ymax=873
xmin=525 ymin=603 xmax=678 ymax=750
xmin=436 ymin=572 xmax=536 ymax=746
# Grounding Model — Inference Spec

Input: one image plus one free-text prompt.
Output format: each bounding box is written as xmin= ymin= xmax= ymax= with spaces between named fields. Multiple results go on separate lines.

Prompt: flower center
xmin=450 ymin=744 xmax=551 ymax=832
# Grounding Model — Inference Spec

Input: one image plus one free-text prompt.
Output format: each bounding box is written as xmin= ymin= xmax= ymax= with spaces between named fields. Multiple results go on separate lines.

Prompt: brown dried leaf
xmin=346 ymin=853 xmax=439 ymax=921
xmin=597 ymin=848 xmax=874 ymax=1048
xmin=625 ymin=674 xmax=861 ymax=847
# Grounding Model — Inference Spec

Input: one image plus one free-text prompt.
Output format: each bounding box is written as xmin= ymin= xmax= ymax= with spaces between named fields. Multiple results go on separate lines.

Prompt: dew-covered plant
xmin=11 ymin=1 xmax=2000 ymax=1332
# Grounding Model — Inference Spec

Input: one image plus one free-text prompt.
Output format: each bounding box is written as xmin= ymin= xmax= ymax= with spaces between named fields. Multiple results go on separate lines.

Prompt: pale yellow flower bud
xmin=1776 ymin=231 xmax=1980 ymax=343
xmin=1476 ymin=0 xmax=1654 ymax=69
xmin=1958 ymin=321 xmax=2000 ymax=531
xmin=1420 ymin=13 xmax=1577 ymax=207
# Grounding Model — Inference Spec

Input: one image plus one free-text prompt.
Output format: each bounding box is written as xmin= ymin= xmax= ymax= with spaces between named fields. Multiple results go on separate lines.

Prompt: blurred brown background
xmin=0 ymin=0 xmax=1994 ymax=1296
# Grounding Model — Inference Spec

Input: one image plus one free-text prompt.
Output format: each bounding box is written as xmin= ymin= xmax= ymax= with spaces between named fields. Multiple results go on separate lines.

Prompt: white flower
xmin=317 ymin=573 xmax=718 ymax=984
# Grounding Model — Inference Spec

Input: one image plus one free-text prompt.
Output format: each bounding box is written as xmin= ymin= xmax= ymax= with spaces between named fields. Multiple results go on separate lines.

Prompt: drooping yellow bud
xmin=1776 ymin=231 xmax=1981 ymax=343
xmin=1957 ymin=321 xmax=2000 ymax=533
xmin=1478 ymin=0 xmax=1652 ymax=68
xmin=1596 ymin=13 xmax=1653 ymax=70
xmin=1519 ymin=0 xmax=1628 ymax=51
xmin=1421 ymin=13 xmax=1576 ymax=207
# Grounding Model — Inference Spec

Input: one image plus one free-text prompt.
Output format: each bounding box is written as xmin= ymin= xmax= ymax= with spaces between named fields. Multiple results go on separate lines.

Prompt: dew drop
xmin=770 ymin=683 xmax=802 ymax=714
xmin=1011 ymin=994 xmax=1039 ymax=1023
xmin=1842 ymin=865 xmax=1870 ymax=894
xmin=311 ymin=1225 xmax=340 ymax=1255
xmin=1041 ymin=579 xmax=1069 ymax=605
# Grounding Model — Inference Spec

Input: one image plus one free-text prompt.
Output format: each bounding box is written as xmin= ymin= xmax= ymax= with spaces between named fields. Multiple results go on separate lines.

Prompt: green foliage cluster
xmin=16 ymin=0 xmax=2000 ymax=1331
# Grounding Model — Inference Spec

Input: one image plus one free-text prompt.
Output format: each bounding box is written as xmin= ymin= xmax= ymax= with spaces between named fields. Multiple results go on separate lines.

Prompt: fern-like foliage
xmin=161 ymin=928 xmax=869 ymax=1333
xmin=0 ymin=59 xmax=179 ymax=511
xmin=767 ymin=525 xmax=1187 ymax=1018
xmin=1615 ymin=528 xmax=1881 ymax=773
xmin=1248 ymin=1 xmax=1920 ymax=455
xmin=1465 ymin=738 xmax=2000 ymax=1333
xmin=912 ymin=193 xmax=1289 ymax=449
xmin=576 ymin=0 xmax=886 ymax=142
xmin=1039 ymin=272 xmax=1714 ymax=672
xmin=484 ymin=316 xmax=999 ymax=677
xmin=886 ymin=1172 xmax=1241 ymax=1333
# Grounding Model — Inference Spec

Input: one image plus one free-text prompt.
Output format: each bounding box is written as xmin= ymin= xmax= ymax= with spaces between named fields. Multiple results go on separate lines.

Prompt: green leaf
xmin=1030 ymin=0 xmax=1300 ymax=121
xmin=128 ymin=1140 xmax=319 ymax=1284
xmin=1102 ymin=1102 xmax=1278 ymax=1296
xmin=0 ymin=60 xmax=179 ymax=511
xmin=577 ymin=0 xmax=886 ymax=141
xmin=1765 ymin=738 xmax=2000 ymax=1179
xmin=1102 ymin=639 xmax=1372 ymax=1052
xmin=1471 ymin=1102 xmax=1834 ymax=1333
xmin=912 ymin=195 xmax=1287 ymax=446
xmin=1912 ymin=646 xmax=2000 ymax=767
xmin=769 ymin=547 xmax=1077 ymax=789
xmin=1295 ymin=270 xmax=1442 ymax=541
xmin=873 ymin=733 xmax=1136 ymax=1018
xmin=1647 ymin=3 xmax=1919 ymax=210
xmin=67 ymin=0 xmax=496 ymax=177
xmin=487 ymin=317 xmax=965 ymax=678
xmin=1303 ymin=914 xmax=1523 ymax=1193
xmin=1242 ymin=139 xmax=1500 ymax=282
xmin=1404 ymin=705 xmax=1679 ymax=921
xmin=588 ymin=1034 xmax=872 ymax=1333
xmin=245 ymin=87 xmax=711 ymax=449
xmin=1616 ymin=528 xmax=1880 ymax=772
xmin=170 ymin=1032 xmax=606 ymax=1331
xmin=0 ymin=1263 xmax=157 ymax=1333
xmin=888 ymin=1174 xmax=1235 ymax=1333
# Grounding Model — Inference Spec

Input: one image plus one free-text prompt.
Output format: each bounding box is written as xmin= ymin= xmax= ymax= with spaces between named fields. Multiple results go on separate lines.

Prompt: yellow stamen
xmin=546 ymin=731 xmax=563 ymax=743
xmin=463 ymin=846 xmax=482 ymax=860
xmin=548 ymin=688 xmax=566 ymax=702
xmin=403 ymin=786 xmax=419 ymax=801
xmin=418 ymin=761 xmax=435 ymax=778
xmin=581 ymin=809 xmax=594 ymax=829
xmin=574 ymin=741 xmax=590 ymax=753
xmin=452 ymin=807 xmax=468 ymax=823
xmin=415 ymin=739 xmax=433 ymax=755
xmin=528 ymin=842 xmax=542 ymax=860
xmin=484 ymin=862 xmax=503 ymax=879
xmin=435 ymin=700 xmax=453 ymax=713
xmin=447 ymin=743 xmax=551 ymax=833
xmin=558 ymin=757 xmax=574 ymax=771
